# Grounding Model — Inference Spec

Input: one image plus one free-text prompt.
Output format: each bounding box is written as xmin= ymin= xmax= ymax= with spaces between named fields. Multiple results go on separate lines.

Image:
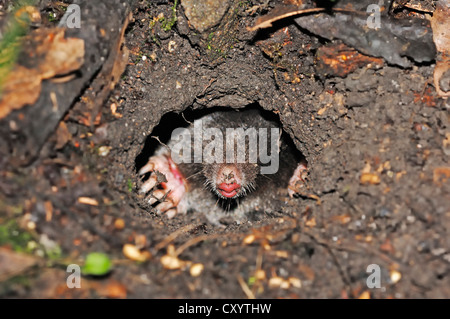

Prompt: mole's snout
xmin=218 ymin=182 xmax=241 ymax=198
xmin=216 ymin=165 xmax=242 ymax=198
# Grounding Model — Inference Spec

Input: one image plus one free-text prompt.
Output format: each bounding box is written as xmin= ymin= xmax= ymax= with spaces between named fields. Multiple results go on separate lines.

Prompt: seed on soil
xmin=189 ymin=263 xmax=204 ymax=277
xmin=160 ymin=254 xmax=185 ymax=269
xmin=331 ymin=214 xmax=351 ymax=224
xmin=98 ymin=146 xmax=111 ymax=156
xmin=268 ymin=273 xmax=292 ymax=290
xmin=360 ymin=172 xmax=381 ymax=185
xmin=255 ymin=269 xmax=266 ymax=281
xmin=262 ymin=240 xmax=271 ymax=251
xmin=123 ymin=244 xmax=151 ymax=262
xmin=114 ymin=218 xmax=125 ymax=230
xmin=288 ymin=277 xmax=302 ymax=288
xmin=268 ymin=276 xmax=283 ymax=288
xmin=390 ymin=270 xmax=402 ymax=284
xmin=168 ymin=40 xmax=176 ymax=53
xmin=243 ymin=234 xmax=256 ymax=245
xmin=273 ymin=250 xmax=289 ymax=258
xmin=27 ymin=220 xmax=36 ymax=230
xmin=77 ymin=197 xmax=99 ymax=206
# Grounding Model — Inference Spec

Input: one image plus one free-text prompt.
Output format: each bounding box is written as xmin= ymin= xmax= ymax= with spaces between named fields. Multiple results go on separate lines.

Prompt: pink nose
xmin=218 ymin=183 xmax=241 ymax=198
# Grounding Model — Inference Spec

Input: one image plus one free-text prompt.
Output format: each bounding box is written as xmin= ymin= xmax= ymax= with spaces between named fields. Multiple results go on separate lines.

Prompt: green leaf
xmin=82 ymin=252 xmax=112 ymax=276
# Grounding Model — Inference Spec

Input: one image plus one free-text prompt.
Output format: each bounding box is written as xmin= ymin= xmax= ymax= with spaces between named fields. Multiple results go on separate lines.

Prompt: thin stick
xmin=237 ymin=274 xmax=256 ymax=299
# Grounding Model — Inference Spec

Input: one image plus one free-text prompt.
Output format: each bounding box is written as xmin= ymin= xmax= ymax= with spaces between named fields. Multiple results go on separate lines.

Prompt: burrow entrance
xmin=134 ymin=104 xmax=308 ymax=225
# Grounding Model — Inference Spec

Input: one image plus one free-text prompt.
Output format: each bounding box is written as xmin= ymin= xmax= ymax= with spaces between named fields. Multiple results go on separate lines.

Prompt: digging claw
xmin=140 ymin=174 xmax=158 ymax=194
xmin=156 ymin=200 xmax=174 ymax=214
xmin=138 ymin=154 xmax=187 ymax=218
xmin=166 ymin=209 xmax=177 ymax=219
xmin=139 ymin=162 xmax=155 ymax=175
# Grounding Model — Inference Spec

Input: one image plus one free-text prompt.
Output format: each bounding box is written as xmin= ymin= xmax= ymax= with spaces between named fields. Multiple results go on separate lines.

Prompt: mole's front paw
xmin=138 ymin=154 xmax=187 ymax=218
xmin=288 ymin=162 xmax=308 ymax=197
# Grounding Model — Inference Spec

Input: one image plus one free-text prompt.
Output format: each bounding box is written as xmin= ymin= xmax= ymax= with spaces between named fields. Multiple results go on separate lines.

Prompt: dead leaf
xmin=0 ymin=66 xmax=41 ymax=119
xmin=0 ymin=247 xmax=40 ymax=282
xmin=0 ymin=28 xmax=84 ymax=119
xmin=36 ymin=28 xmax=85 ymax=79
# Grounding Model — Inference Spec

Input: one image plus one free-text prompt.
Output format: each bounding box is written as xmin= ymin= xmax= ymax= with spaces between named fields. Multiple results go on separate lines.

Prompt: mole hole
xmin=134 ymin=103 xmax=307 ymax=173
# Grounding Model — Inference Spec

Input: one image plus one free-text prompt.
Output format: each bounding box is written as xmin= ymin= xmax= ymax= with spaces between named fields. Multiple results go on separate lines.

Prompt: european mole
xmin=138 ymin=109 xmax=307 ymax=225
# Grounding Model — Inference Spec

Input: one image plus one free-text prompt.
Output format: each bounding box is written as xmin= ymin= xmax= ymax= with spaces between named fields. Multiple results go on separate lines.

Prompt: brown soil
xmin=0 ymin=0 xmax=449 ymax=299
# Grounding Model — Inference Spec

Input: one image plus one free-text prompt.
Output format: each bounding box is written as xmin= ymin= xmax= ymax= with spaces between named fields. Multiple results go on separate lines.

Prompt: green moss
xmin=127 ymin=179 xmax=133 ymax=192
xmin=161 ymin=0 xmax=178 ymax=31
xmin=0 ymin=218 xmax=62 ymax=260
xmin=45 ymin=243 xmax=62 ymax=260
xmin=206 ymin=32 xmax=214 ymax=50
xmin=0 ymin=220 xmax=33 ymax=253
xmin=47 ymin=12 xmax=57 ymax=22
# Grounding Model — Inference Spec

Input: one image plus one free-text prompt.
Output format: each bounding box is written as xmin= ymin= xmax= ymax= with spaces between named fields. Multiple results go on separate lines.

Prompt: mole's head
xmin=202 ymin=163 xmax=259 ymax=200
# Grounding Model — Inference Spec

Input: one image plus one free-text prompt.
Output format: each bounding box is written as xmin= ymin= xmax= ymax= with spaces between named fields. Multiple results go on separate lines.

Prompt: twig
xmin=154 ymin=223 xmax=199 ymax=252
xmin=237 ymin=274 xmax=256 ymax=299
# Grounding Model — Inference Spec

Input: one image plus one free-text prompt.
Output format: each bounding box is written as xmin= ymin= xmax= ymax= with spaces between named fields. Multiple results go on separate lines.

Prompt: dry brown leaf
xmin=0 ymin=66 xmax=41 ymax=119
xmin=0 ymin=247 xmax=40 ymax=282
xmin=0 ymin=28 xmax=84 ymax=119
xmin=35 ymin=28 xmax=85 ymax=79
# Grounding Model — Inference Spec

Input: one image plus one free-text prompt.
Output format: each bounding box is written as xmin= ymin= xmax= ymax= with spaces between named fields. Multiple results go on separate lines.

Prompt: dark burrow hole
xmin=134 ymin=103 xmax=308 ymax=222
xmin=135 ymin=104 xmax=306 ymax=171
